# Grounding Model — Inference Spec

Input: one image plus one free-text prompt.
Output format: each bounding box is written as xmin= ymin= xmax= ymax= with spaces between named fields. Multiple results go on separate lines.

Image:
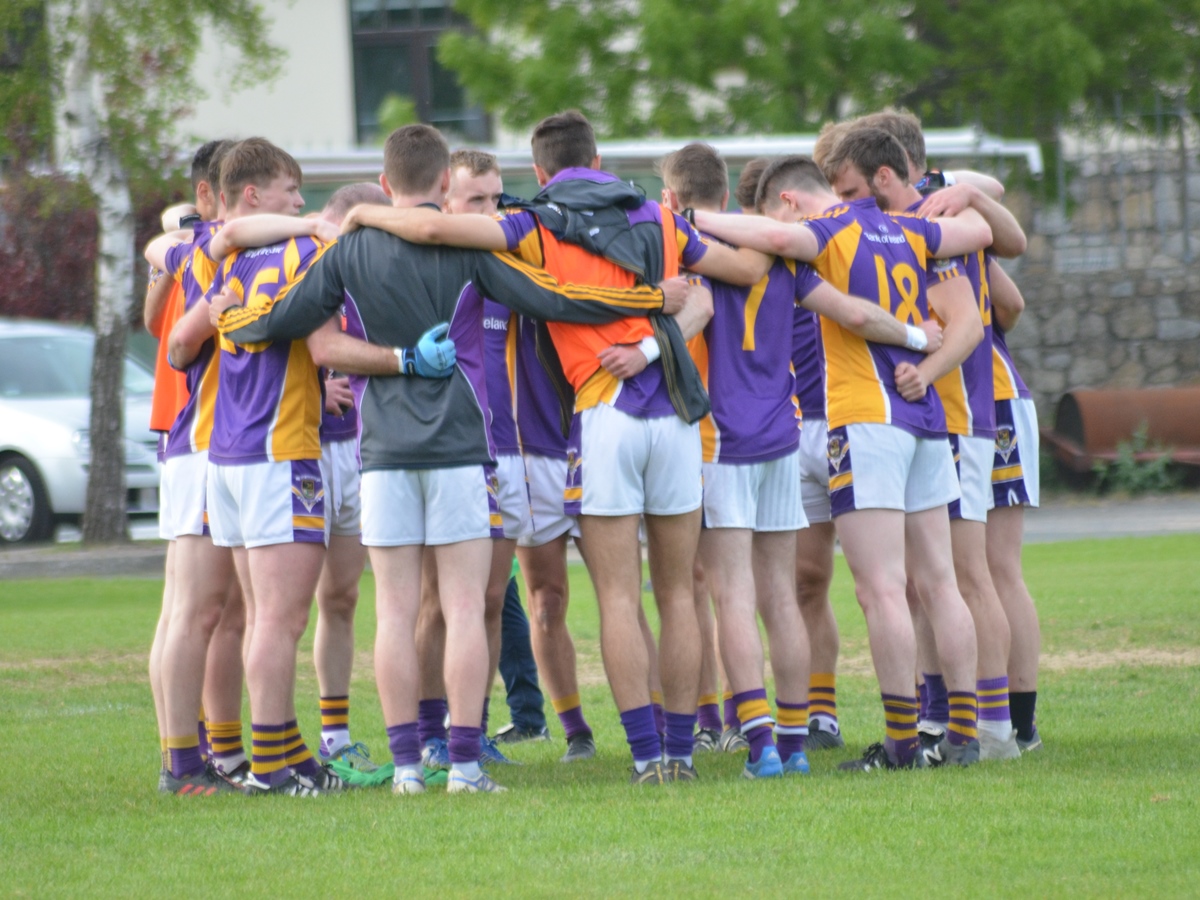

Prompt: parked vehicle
xmin=0 ymin=319 xmax=160 ymax=543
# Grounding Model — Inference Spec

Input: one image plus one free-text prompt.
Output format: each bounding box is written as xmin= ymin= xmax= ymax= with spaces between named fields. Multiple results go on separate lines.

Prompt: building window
xmin=350 ymin=0 xmax=489 ymax=145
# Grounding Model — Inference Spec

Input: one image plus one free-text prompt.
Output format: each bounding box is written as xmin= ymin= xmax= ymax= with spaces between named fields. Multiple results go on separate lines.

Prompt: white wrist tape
xmin=638 ymin=335 xmax=662 ymax=363
xmin=904 ymin=324 xmax=928 ymax=352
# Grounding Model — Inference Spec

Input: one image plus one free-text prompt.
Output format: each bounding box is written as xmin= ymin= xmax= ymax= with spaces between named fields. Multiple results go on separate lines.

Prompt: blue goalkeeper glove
xmin=396 ymin=322 xmax=456 ymax=377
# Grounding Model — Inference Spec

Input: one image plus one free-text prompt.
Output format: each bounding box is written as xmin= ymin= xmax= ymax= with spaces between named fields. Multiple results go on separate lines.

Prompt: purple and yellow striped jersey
xmin=513 ymin=315 xmax=569 ymax=460
xmin=692 ymin=256 xmax=821 ymax=463
xmin=497 ymin=168 xmax=707 ymax=418
xmin=992 ymin=323 xmax=1030 ymax=401
xmin=928 ymin=247 xmax=997 ymax=439
xmin=792 ymin=304 xmax=825 ymax=421
xmin=483 ymin=297 xmax=520 ymax=455
xmin=206 ymin=234 xmax=331 ymax=465
xmin=162 ymin=221 xmax=223 ymax=459
xmin=804 ymin=197 xmax=948 ymax=439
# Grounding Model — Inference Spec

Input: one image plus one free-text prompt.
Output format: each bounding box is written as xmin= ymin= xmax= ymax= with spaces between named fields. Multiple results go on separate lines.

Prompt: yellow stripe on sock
xmin=722 ymin=690 xmax=733 ymax=702
xmin=551 ymin=693 xmax=582 ymax=714
xmin=650 ymin=691 xmax=664 ymax=706
xmin=737 ymin=698 xmax=772 ymax=726
xmin=698 ymin=693 xmax=719 ymax=707
xmin=776 ymin=705 xmax=808 ymax=729
xmin=167 ymin=735 xmax=200 ymax=750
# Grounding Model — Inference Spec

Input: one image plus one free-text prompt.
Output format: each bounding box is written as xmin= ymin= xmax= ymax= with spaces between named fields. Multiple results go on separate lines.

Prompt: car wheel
xmin=0 ymin=454 xmax=54 ymax=544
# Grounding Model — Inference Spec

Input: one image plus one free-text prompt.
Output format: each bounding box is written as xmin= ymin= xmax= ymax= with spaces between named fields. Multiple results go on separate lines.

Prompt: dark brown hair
xmin=383 ymin=124 xmax=451 ymax=195
xmin=530 ymin=110 xmax=597 ymax=176
xmin=755 ymin=155 xmax=832 ymax=212
xmin=657 ymin=142 xmax=728 ymax=208
xmin=855 ymin=107 xmax=926 ymax=173
xmin=734 ymin=157 xmax=771 ymax=210
xmin=219 ymin=138 xmax=302 ymax=203
xmin=821 ymin=127 xmax=912 ymax=188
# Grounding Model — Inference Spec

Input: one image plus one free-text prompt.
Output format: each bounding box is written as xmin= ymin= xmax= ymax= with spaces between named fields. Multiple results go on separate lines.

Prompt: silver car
xmin=0 ymin=319 xmax=161 ymax=543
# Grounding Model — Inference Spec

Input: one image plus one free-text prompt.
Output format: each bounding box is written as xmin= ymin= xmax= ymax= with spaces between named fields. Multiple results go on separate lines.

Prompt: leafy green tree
xmin=440 ymin=0 xmax=1200 ymax=139
xmin=1 ymin=0 xmax=282 ymax=542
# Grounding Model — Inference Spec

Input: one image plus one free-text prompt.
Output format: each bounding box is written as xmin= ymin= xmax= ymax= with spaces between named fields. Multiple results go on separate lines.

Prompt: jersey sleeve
xmin=473 ymin=250 xmax=665 ymax=323
xmin=496 ymin=209 xmax=543 ymax=264
xmin=800 ymin=213 xmax=838 ymax=257
xmin=927 ymin=255 xmax=962 ymax=284
xmin=163 ymin=241 xmax=192 ymax=278
xmin=922 ymin=218 xmax=943 ymax=256
xmin=671 ymin=212 xmax=708 ymax=269
xmin=792 ymin=261 xmax=824 ymax=302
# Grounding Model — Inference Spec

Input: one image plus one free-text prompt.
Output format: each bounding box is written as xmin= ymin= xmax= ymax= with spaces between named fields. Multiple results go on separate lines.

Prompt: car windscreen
xmin=0 ymin=335 xmax=156 ymax=398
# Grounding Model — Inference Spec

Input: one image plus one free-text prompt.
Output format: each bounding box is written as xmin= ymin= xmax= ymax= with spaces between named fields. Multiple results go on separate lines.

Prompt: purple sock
xmin=924 ymin=673 xmax=949 ymax=726
xmin=448 ymin=725 xmax=482 ymax=764
xmin=652 ymin=702 xmax=665 ymax=739
xmin=918 ymin=681 xmax=930 ymax=721
xmin=481 ymin=697 xmax=490 ymax=734
xmin=977 ymin=675 xmax=1011 ymax=725
xmin=284 ymin=719 xmax=321 ymax=777
xmin=664 ymin=711 xmax=697 ymax=760
xmin=169 ymin=744 xmax=205 ymax=779
xmin=557 ymin=705 xmax=591 ymax=741
xmin=418 ymin=698 xmax=448 ymax=745
xmin=723 ymin=695 xmax=740 ymax=731
xmin=698 ymin=703 xmax=722 ymax=732
xmin=387 ymin=722 xmax=420 ymax=767
xmin=619 ymin=705 xmax=662 ymax=764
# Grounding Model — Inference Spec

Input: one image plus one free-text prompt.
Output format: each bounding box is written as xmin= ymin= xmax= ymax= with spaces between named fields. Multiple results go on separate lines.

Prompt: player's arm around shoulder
xmin=341 ymin=203 xmax=509 ymax=251
xmin=989 ymin=257 xmax=1026 ymax=333
xmin=209 ymin=215 xmax=336 ymax=261
xmin=928 ymin=206 xmax=992 ymax=259
xmin=693 ymin=210 xmax=820 ymax=266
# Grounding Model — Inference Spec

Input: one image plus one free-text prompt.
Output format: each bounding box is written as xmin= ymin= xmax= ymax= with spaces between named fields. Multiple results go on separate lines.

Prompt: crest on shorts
xmin=995 ymin=426 xmax=1017 ymax=464
xmin=827 ymin=433 xmax=849 ymax=472
xmin=566 ymin=449 xmax=582 ymax=483
xmin=292 ymin=477 xmax=324 ymax=512
xmin=487 ymin=471 xmax=500 ymax=498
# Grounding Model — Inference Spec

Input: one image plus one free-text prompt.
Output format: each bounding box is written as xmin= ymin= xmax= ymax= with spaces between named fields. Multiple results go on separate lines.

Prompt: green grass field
xmin=2 ymin=535 xmax=1198 ymax=896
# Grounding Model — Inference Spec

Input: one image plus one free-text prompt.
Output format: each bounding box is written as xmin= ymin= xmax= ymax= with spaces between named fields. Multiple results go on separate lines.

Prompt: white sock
xmin=394 ymin=764 xmax=423 ymax=784
xmin=633 ymin=756 xmax=663 ymax=774
xmin=667 ymin=754 xmax=693 ymax=768
xmin=978 ymin=719 xmax=1014 ymax=739
xmin=321 ymin=729 xmax=350 ymax=757
xmin=452 ymin=761 xmax=482 ymax=780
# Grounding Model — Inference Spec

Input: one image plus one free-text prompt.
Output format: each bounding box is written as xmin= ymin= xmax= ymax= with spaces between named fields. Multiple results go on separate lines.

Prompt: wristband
xmin=637 ymin=335 xmax=662 ymax=363
xmin=394 ymin=347 xmax=407 ymax=374
xmin=904 ymin=324 xmax=928 ymax=352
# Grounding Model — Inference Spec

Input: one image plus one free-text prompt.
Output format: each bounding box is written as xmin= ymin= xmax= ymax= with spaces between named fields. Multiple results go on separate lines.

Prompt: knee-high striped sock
xmin=947 ymin=691 xmax=979 ymax=746
xmin=808 ymin=673 xmax=839 ymax=733
xmin=551 ymin=693 xmax=591 ymax=740
xmin=251 ymin=723 xmax=290 ymax=786
xmin=283 ymin=719 xmax=321 ymax=777
xmin=418 ymin=699 xmax=448 ymax=745
xmin=922 ymin=673 xmax=949 ymax=728
xmin=319 ymin=695 xmax=350 ymax=757
xmin=775 ymin=698 xmax=809 ymax=761
xmin=734 ymin=689 xmax=775 ymax=763
xmin=882 ymin=693 xmax=919 ymax=766
xmin=697 ymin=693 xmax=722 ymax=732
xmin=208 ymin=720 xmax=246 ymax=774
xmin=167 ymin=734 xmax=205 ymax=779
xmin=650 ymin=691 xmax=665 ymax=740
xmin=722 ymin=690 xmax=739 ymax=731
xmin=619 ymin=705 xmax=661 ymax=770
xmin=977 ymin=676 xmax=1012 ymax=737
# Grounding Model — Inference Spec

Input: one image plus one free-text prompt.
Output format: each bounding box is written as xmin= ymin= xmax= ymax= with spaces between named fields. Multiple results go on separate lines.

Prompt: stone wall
xmin=950 ymin=135 xmax=1200 ymax=425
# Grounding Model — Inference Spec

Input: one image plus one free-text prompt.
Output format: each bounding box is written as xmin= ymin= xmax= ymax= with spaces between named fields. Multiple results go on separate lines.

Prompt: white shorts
xmin=827 ymin=423 xmax=959 ymax=517
xmin=702 ymin=449 xmax=806 ymax=532
xmin=158 ymin=450 xmax=209 ymax=540
xmin=798 ymin=418 xmax=832 ymax=525
xmin=990 ymin=397 xmax=1040 ymax=509
xmin=519 ymin=454 xmax=579 ymax=548
xmin=207 ymin=458 xmax=329 ymax=549
xmin=949 ymin=434 xmax=994 ymax=523
xmin=361 ymin=465 xmax=496 ymax=547
xmin=322 ymin=438 xmax=362 ymax=538
xmin=494 ymin=453 xmax=532 ymax=541
xmin=568 ymin=404 xmax=702 ymax=517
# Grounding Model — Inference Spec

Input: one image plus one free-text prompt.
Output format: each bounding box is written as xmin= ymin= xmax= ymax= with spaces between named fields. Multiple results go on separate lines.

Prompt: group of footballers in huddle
xmin=142 ymin=104 xmax=1043 ymax=796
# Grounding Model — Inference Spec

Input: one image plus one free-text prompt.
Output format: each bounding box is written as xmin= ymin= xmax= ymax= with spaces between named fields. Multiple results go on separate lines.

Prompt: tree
xmin=1 ymin=0 xmax=282 ymax=543
xmin=439 ymin=0 xmax=1200 ymax=140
